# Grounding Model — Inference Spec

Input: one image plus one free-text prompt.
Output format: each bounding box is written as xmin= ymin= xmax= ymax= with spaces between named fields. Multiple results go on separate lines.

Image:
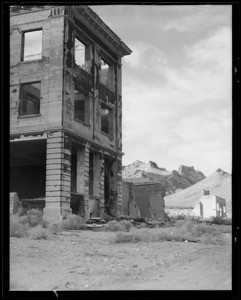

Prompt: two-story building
xmin=10 ymin=5 xmax=131 ymax=222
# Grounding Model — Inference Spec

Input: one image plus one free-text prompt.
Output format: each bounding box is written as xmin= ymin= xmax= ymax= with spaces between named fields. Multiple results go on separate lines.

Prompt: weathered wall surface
xmin=10 ymin=8 xmax=65 ymax=135
xmin=63 ymin=15 xmax=121 ymax=154
xmin=122 ymin=182 xmax=165 ymax=220
xmin=133 ymin=183 xmax=165 ymax=220
xmin=122 ymin=181 xmax=140 ymax=217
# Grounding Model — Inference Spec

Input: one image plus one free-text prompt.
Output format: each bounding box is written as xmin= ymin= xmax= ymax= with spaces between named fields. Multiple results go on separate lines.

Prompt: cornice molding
xmin=10 ymin=5 xmax=132 ymax=57
xmin=10 ymin=5 xmax=54 ymax=16
xmin=71 ymin=6 xmax=132 ymax=58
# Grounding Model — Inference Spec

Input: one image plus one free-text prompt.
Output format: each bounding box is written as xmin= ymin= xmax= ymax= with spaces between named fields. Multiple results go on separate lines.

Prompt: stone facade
xmin=10 ymin=5 xmax=131 ymax=222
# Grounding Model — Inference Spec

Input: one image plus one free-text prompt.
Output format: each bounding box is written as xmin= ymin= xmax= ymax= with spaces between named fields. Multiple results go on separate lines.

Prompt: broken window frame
xmin=100 ymin=102 xmax=113 ymax=136
xmin=21 ymin=29 xmax=42 ymax=62
xmin=100 ymin=56 xmax=116 ymax=91
xmin=74 ymin=36 xmax=91 ymax=73
xmin=18 ymin=82 xmax=41 ymax=117
xmin=73 ymin=86 xmax=90 ymax=125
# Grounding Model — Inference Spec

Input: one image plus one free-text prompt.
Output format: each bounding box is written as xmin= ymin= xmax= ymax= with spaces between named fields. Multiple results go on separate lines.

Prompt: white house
xmin=191 ymin=193 xmax=227 ymax=219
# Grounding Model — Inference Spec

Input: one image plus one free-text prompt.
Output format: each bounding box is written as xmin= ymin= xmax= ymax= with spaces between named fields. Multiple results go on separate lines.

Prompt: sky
xmin=91 ymin=5 xmax=232 ymax=177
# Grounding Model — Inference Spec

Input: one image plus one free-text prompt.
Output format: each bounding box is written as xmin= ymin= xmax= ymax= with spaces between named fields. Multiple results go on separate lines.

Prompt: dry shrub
xmin=174 ymin=220 xmax=218 ymax=238
xmin=61 ymin=214 xmax=85 ymax=230
xmin=114 ymin=220 xmax=220 ymax=244
xmin=104 ymin=220 xmax=133 ymax=232
xmin=19 ymin=215 xmax=29 ymax=225
xmin=27 ymin=209 xmax=43 ymax=227
xmin=211 ymin=216 xmax=232 ymax=225
xmin=10 ymin=215 xmax=28 ymax=237
xmin=28 ymin=225 xmax=49 ymax=240
xmin=114 ymin=229 xmax=177 ymax=243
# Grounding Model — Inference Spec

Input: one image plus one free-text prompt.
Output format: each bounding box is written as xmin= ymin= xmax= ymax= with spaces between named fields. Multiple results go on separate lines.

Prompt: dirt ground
xmin=10 ymin=225 xmax=232 ymax=291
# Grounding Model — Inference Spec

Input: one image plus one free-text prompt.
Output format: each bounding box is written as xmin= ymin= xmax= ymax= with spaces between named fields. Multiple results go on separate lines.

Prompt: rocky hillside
xmin=164 ymin=169 xmax=232 ymax=216
xmin=122 ymin=160 xmax=206 ymax=195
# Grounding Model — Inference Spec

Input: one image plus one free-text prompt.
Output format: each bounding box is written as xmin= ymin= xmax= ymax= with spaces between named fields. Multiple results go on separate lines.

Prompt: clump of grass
xmin=19 ymin=215 xmax=29 ymax=225
xmin=114 ymin=229 xmax=180 ymax=244
xmin=104 ymin=220 xmax=133 ymax=232
xmin=26 ymin=209 xmax=43 ymax=227
xmin=61 ymin=214 xmax=86 ymax=230
xmin=28 ymin=225 xmax=49 ymax=240
xmin=210 ymin=216 xmax=232 ymax=225
xmin=174 ymin=220 xmax=218 ymax=237
xmin=113 ymin=220 xmax=220 ymax=244
xmin=10 ymin=215 xmax=29 ymax=237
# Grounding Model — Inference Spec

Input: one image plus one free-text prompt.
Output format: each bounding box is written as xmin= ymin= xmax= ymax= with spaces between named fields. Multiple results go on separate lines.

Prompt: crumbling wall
xmin=133 ymin=183 xmax=165 ymax=220
xmin=122 ymin=181 xmax=140 ymax=217
xmin=63 ymin=16 xmax=119 ymax=153
xmin=122 ymin=182 xmax=165 ymax=220
xmin=10 ymin=192 xmax=22 ymax=214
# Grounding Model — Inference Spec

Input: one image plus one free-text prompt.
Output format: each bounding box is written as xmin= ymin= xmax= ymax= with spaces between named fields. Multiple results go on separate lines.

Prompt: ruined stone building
xmin=10 ymin=5 xmax=132 ymax=222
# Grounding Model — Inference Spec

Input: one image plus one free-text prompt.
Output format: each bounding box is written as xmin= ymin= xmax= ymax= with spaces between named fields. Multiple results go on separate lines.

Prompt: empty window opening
xmin=75 ymin=38 xmax=86 ymax=68
xmin=100 ymin=59 xmax=111 ymax=86
xmin=23 ymin=30 xmax=42 ymax=61
xmin=89 ymin=152 xmax=94 ymax=196
xmin=19 ymin=82 xmax=41 ymax=116
xmin=71 ymin=153 xmax=77 ymax=193
xmin=101 ymin=103 xmax=112 ymax=135
xmin=74 ymin=88 xmax=89 ymax=124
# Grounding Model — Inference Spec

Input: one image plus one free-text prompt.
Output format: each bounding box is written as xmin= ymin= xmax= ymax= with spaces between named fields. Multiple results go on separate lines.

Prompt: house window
xmin=101 ymin=103 xmax=113 ymax=135
xmin=75 ymin=38 xmax=86 ymax=69
xmin=74 ymin=88 xmax=89 ymax=124
xmin=19 ymin=82 xmax=41 ymax=116
xmin=22 ymin=30 xmax=42 ymax=61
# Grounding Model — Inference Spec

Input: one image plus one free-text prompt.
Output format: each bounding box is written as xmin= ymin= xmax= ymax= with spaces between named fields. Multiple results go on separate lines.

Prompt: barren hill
xmin=122 ymin=160 xmax=206 ymax=195
xmin=164 ymin=169 xmax=232 ymax=216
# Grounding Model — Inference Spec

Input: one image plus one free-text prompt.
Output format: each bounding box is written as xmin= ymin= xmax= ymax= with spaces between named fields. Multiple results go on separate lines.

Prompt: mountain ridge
xmin=122 ymin=160 xmax=206 ymax=195
xmin=164 ymin=169 xmax=232 ymax=216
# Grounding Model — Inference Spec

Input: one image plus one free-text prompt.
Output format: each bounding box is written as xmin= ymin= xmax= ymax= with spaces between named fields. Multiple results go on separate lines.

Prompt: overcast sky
xmin=90 ymin=5 xmax=232 ymax=176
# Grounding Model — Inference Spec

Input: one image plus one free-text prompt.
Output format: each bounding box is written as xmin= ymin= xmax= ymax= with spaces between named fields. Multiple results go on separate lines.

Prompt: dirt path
xmin=10 ymin=229 xmax=232 ymax=291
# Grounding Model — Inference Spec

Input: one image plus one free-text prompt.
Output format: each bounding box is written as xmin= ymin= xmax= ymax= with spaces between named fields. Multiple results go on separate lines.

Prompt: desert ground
xmin=10 ymin=223 xmax=232 ymax=291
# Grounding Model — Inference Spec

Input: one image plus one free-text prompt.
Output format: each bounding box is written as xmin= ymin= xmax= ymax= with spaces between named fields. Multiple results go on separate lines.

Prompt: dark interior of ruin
xmin=10 ymin=140 xmax=46 ymax=200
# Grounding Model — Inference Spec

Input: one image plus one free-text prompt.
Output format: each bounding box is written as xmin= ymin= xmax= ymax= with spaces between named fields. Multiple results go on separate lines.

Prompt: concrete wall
xmin=10 ymin=8 xmax=65 ymax=135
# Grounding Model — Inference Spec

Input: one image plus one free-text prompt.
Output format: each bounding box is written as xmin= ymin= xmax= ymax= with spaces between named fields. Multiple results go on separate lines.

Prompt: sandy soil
xmin=10 ymin=226 xmax=232 ymax=291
